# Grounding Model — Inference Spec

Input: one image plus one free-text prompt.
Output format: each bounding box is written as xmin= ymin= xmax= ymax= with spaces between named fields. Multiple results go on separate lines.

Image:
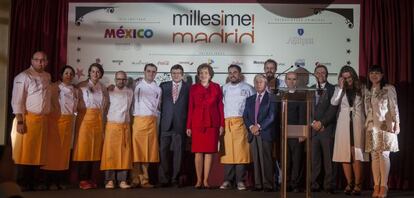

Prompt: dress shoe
xmin=264 ymin=188 xmax=274 ymax=192
xmin=324 ymin=188 xmax=335 ymax=194
xmin=292 ymin=188 xmax=301 ymax=193
xmin=311 ymin=187 xmax=320 ymax=192
xmin=141 ymin=183 xmax=154 ymax=188
xmin=251 ymin=187 xmax=263 ymax=191
xmin=157 ymin=183 xmax=171 ymax=188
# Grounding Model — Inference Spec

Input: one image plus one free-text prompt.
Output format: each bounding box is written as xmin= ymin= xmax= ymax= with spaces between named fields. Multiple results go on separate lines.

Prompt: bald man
xmin=11 ymin=51 xmax=51 ymax=191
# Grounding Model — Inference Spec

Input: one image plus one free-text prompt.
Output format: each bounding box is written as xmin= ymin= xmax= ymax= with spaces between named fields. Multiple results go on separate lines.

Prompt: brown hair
xmin=197 ymin=63 xmax=214 ymax=79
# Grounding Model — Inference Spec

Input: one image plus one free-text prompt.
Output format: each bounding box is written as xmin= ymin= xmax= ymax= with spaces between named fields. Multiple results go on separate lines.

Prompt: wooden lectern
xmin=278 ymin=88 xmax=317 ymax=198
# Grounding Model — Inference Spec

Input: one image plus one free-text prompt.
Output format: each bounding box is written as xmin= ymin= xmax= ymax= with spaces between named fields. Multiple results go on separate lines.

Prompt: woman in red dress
xmin=186 ymin=63 xmax=224 ymax=189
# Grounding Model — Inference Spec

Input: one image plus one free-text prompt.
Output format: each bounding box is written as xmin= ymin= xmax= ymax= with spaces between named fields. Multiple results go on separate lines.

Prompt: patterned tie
xmin=172 ymin=83 xmax=179 ymax=103
xmin=254 ymin=94 xmax=262 ymax=124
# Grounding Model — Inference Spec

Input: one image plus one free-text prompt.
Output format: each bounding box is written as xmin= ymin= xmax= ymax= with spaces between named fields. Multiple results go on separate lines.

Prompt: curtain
xmin=359 ymin=0 xmax=413 ymax=189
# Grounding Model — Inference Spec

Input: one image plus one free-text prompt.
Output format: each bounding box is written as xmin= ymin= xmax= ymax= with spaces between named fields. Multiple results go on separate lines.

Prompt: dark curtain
xmin=359 ymin=0 xmax=414 ymax=190
xmin=7 ymin=0 xmax=414 ymax=190
xmin=7 ymin=0 xmax=68 ymax=138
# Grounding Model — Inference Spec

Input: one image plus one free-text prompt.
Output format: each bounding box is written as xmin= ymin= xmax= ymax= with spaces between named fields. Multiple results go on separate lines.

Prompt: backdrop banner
xmin=68 ymin=3 xmax=360 ymax=85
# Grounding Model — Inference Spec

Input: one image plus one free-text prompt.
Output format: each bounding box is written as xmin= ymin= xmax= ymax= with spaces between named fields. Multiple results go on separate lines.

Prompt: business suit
xmin=243 ymin=92 xmax=278 ymax=190
xmin=285 ymin=94 xmax=307 ymax=190
xmin=158 ymin=80 xmax=190 ymax=185
xmin=310 ymin=82 xmax=338 ymax=191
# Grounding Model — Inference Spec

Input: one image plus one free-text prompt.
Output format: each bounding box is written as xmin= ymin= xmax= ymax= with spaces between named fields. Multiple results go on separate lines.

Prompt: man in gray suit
xmin=310 ymin=65 xmax=338 ymax=194
xmin=158 ymin=64 xmax=190 ymax=187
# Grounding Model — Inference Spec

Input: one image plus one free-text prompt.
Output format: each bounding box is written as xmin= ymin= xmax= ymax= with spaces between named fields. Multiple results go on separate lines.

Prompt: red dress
xmin=186 ymin=82 xmax=224 ymax=153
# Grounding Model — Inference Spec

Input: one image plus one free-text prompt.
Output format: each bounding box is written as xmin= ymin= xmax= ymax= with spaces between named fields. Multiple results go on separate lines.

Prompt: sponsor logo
xmin=286 ymin=28 xmax=314 ymax=46
xmin=253 ymin=60 xmax=265 ymax=65
xmin=112 ymin=60 xmax=123 ymax=65
xmin=178 ymin=61 xmax=194 ymax=65
xmin=131 ymin=60 xmax=151 ymax=65
xmin=157 ymin=61 xmax=170 ymax=66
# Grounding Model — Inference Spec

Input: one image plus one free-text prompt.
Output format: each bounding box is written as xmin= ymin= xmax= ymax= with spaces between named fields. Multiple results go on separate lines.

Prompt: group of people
xmin=10 ymin=51 xmax=400 ymax=198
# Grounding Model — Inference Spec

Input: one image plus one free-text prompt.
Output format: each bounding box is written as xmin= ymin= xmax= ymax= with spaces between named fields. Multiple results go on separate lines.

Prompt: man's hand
xmin=16 ymin=122 xmax=26 ymax=134
xmin=186 ymin=129 xmax=192 ymax=137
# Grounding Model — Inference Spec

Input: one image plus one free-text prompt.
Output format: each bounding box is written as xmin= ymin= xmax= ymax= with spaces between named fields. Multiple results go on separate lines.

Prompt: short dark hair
xmin=170 ymin=64 xmax=184 ymax=73
xmin=228 ymin=64 xmax=241 ymax=73
xmin=88 ymin=63 xmax=104 ymax=79
xmin=264 ymin=59 xmax=277 ymax=67
xmin=367 ymin=65 xmax=386 ymax=90
xmin=314 ymin=64 xmax=329 ymax=78
xmin=197 ymin=63 xmax=214 ymax=79
xmin=60 ymin=65 xmax=75 ymax=79
xmin=144 ymin=63 xmax=157 ymax=71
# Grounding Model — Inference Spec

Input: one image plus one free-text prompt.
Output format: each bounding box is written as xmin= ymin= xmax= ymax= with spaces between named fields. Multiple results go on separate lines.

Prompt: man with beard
xmin=101 ymin=71 xmax=133 ymax=189
xmin=219 ymin=65 xmax=255 ymax=191
xmin=263 ymin=59 xmax=286 ymax=93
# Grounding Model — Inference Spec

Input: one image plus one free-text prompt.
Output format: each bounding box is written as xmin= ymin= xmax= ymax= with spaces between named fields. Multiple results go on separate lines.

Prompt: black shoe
xmin=344 ymin=183 xmax=354 ymax=195
xmin=264 ymin=188 xmax=274 ymax=192
xmin=311 ymin=187 xmax=320 ymax=192
xmin=34 ymin=184 xmax=48 ymax=191
xmin=293 ymin=188 xmax=301 ymax=193
xmin=251 ymin=187 xmax=263 ymax=191
xmin=324 ymin=188 xmax=335 ymax=194
xmin=157 ymin=183 xmax=171 ymax=188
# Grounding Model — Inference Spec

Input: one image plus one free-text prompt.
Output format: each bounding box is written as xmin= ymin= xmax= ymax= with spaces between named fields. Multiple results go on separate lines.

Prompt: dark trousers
xmin=44 ymin=170 xmax=68 ymax=186
xmin=287 ymin=138 xmax=304 ymax=189
xmin=78 ymin=162 xmax=94 ymax=181
xmin=251 ymin=136 xmax=274 ymax=189
xmin=158 ymin=130 xmax=185 ymax=184
xmin=16 ymin=165 xmax=41 ymax=188
xmin=311 ymin=135 xmax=335 ymax=190
xmin=223 ymin=164 xmax=246 ymax=184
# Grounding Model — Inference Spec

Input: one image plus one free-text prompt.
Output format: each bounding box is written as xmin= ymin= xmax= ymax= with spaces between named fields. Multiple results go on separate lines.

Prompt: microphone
xmin=276 ymin=65 xmax=294 ymax=78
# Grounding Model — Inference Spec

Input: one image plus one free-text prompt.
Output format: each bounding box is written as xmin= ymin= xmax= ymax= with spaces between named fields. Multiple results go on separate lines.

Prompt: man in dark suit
xmin=158 ymin=64 xmax=190 ymax=187
xmin=243 ymin=74 xmax=279 ymax=192
xmin=284 ymin=72 xmax=307 ymax=193
xmin=310 ymin=65 xmax=338 ymax=193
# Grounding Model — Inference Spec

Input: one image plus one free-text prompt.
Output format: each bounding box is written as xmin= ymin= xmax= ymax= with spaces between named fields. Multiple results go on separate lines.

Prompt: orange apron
xmin=101 ymin=122 xmax=132 ymax=170
xmin=73 ymin=108 xmax=103 ymax=161
xmin=41 ymin=114 xmax=74 ymax=170
xmin=11 ymin=112 xmax=48 ymax=165
xmin=220 ymin=117 xmax=251 ymax=164
xmin=132 ymin=116 xmax=159 ymax=163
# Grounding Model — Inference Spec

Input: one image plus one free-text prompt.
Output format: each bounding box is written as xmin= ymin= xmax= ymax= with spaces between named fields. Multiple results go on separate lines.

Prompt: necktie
xmin=172 ymin=83 xmax=179 ymax=103
xmin=254 ymin=94 xmax=262 ymax=124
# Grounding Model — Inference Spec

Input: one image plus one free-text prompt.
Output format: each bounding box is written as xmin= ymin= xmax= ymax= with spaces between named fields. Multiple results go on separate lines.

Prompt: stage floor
xmin=22 ymin=187 xmax=414 ymax=198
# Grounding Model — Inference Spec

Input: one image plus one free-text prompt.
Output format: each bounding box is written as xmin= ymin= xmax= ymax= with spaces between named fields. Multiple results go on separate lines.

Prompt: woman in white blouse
xmin=41 ymin=65 xmax=78 ymax=189
xmin=73 ymin=63 xmax=109 ymax=190
xmin=331 ymin=66 xmax=369 ymax=195
xmin=364 ymin=65 xmax=400 ymax=198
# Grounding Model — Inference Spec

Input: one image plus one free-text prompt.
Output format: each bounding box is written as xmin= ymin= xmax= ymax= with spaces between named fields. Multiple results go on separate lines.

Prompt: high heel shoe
xmin=378 ymin=186 xmax=388 ymax=198
xmin=352 ymin=183 xmax=362 ymax=196
xmin=372 ymin=185 xmax=380 ymax=197
xmin=344 ymin=183 xmax=354 ymax=195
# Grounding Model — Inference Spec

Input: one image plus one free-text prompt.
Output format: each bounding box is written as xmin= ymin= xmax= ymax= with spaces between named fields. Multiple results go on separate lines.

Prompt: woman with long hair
xmin=331 ymin=66 xmax=369 ymax=195
xmin=364 ymin=65 xmax=400 ymax=198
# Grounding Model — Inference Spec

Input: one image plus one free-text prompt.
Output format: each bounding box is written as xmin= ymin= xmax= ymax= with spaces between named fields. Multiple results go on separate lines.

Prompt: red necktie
xmin=172 ymin=83 xmax=179 ymax=103
xmin=254 ymin=94 xmax=262 ymax=124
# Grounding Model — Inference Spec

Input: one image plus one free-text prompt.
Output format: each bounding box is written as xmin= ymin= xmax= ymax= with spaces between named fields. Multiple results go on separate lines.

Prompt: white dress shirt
xmin=79 ymin=79 xmax=105 ymax=109
xmin=133 ymin=80 xmax=162 ymax=116
xmin=58 ymin=83 xmax=78 ymax=115
xmin=107 ymin=87 xmax=133 ymax=123
xmin=223 ymin=82 xmax=255 ymax=118
xmin=11 ymin=66 xmax=51 ymax=115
